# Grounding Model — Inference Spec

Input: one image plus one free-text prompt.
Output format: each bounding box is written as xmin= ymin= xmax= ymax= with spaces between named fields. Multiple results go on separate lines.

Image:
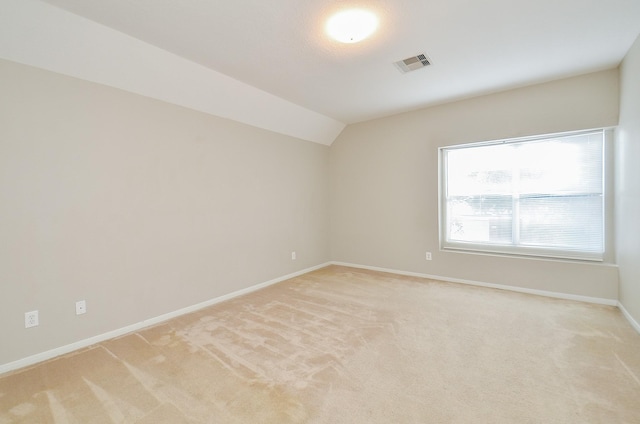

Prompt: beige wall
xmin=0 ymin=59 xmax=330 ymax=366
xmin=1 ymin=55 xmax=632 ymax=369
xmin=330 ymin=69 xmax=620 ymax=299
xmin=617 ymin=34 xmax=640 ymax=326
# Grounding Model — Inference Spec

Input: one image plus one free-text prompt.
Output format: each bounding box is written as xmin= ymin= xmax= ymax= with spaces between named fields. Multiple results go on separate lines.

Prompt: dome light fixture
xmin=326 ymin=9 xmax=378 ymax=44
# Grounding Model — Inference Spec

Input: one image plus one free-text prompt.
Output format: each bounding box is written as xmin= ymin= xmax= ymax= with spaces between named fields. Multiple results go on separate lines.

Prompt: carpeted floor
xmin=1 ymin=265 xmax=640 ymax=423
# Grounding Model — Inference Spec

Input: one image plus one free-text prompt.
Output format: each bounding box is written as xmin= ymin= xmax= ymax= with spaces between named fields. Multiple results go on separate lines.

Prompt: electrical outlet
xmin=25 ymin=310 xmax=39 ymax=328
xmin=76 ymin=300 xmax=86 ymax=315
xmin=426 ymin=251 xmax=432 ymax=261
xmin=291 ymin=251 xmax=296 ymax=260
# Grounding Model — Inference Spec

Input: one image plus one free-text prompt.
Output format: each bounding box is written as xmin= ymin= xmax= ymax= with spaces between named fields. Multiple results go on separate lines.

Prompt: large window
xmin=440 ymin=130 xmax=605 ymax=261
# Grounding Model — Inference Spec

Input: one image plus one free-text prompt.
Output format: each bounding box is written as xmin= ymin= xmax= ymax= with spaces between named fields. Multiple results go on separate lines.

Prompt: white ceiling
xmin=2 ymin=0 xmax=640 ymax=144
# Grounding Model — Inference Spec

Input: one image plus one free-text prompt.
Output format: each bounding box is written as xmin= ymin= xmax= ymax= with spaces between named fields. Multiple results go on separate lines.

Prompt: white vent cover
xmin=394 ymin=53 xmax=432 ymax=73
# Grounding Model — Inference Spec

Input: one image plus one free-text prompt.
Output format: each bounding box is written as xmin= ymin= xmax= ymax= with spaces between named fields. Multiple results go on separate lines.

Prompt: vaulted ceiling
xmin=2 ymin=0 xmax=639 ymax=144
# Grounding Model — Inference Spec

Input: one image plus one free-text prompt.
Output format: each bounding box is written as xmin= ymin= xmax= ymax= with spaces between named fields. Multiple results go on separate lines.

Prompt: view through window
xmin=440 ymin=130 xmax=605 ymax=261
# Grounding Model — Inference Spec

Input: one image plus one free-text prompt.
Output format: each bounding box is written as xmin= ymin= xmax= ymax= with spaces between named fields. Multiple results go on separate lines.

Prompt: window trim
xmin=438 ymin=128 xmax=612 ymax=262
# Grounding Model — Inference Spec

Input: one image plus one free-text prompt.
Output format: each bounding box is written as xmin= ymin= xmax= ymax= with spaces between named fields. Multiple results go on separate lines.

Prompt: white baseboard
xmin=0 ymin=262 xmax=331 ymax=376
xmin=330 ymin=261 xmax=619 ymax=306
xmin=618 ymin=302 xmax=640 ymax=334
xmin=4 ymin=261 xmax=636 ymax=376
xmin=332 ymin=261 xmax=640 ymax=335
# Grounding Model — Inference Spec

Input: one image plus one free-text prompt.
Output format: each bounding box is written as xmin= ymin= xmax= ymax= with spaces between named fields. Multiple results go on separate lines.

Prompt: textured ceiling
xmin=1 ymin=0 xmax=638 ymax=144
xmin=39 ymin=0 xmax=640 ymax=124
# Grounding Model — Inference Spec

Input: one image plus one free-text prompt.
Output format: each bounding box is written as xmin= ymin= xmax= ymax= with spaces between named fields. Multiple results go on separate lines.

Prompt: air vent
xmin=394 ymin=53 xmax=432 ymax=73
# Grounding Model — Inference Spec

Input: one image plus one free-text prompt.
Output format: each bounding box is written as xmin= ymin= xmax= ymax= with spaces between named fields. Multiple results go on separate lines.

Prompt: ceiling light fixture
xmin=326 ymin=9 xmax=378 ymax=43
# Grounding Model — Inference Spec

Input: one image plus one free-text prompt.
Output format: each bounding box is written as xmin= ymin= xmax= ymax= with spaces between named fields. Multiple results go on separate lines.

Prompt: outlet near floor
xmin=25 ymin=310 xmax=39 ymax=328
xmin=76 ymin=300 xmax=86 ymax=315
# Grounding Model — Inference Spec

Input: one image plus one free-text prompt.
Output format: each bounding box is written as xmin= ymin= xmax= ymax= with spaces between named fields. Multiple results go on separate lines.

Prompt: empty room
xmin=1 ymin=0 xmax=640 ymax=422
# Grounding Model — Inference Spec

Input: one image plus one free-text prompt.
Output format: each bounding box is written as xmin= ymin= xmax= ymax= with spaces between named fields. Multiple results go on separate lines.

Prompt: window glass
xmin=440 ymin=130 xmax=604 ymax=260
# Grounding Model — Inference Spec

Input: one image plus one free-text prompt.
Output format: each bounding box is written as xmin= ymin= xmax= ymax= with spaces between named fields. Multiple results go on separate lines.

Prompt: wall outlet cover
xmin=25 ymin=310 xmax=39 ymax=328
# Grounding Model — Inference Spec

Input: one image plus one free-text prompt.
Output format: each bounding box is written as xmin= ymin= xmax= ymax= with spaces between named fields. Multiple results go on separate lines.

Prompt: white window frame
xmin=438 ymin=129 xmax=611 ymax=262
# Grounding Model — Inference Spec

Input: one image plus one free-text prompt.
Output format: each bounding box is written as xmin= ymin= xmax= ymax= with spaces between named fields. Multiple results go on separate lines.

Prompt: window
xmin=439 ymin=130 xmax=605 ymax=261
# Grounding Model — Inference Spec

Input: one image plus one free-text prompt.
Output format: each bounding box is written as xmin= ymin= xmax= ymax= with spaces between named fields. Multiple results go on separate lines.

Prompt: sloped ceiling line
xmin=0 ymin=0 xmax=345 ymax=145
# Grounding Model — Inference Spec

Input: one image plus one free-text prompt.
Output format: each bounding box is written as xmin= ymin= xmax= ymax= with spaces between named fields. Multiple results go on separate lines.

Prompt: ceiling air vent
xmin=394 ymin=53 xmax=432 ymax=73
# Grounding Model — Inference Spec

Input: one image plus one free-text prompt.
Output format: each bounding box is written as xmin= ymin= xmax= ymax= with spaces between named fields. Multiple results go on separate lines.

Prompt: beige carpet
xmin=1 ymin=265 xmax=640 ymax=423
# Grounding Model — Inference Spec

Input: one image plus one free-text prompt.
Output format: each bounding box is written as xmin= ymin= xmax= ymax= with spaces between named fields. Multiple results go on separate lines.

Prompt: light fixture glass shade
xmin=326 ymin=9 xmax=378 ymax=43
